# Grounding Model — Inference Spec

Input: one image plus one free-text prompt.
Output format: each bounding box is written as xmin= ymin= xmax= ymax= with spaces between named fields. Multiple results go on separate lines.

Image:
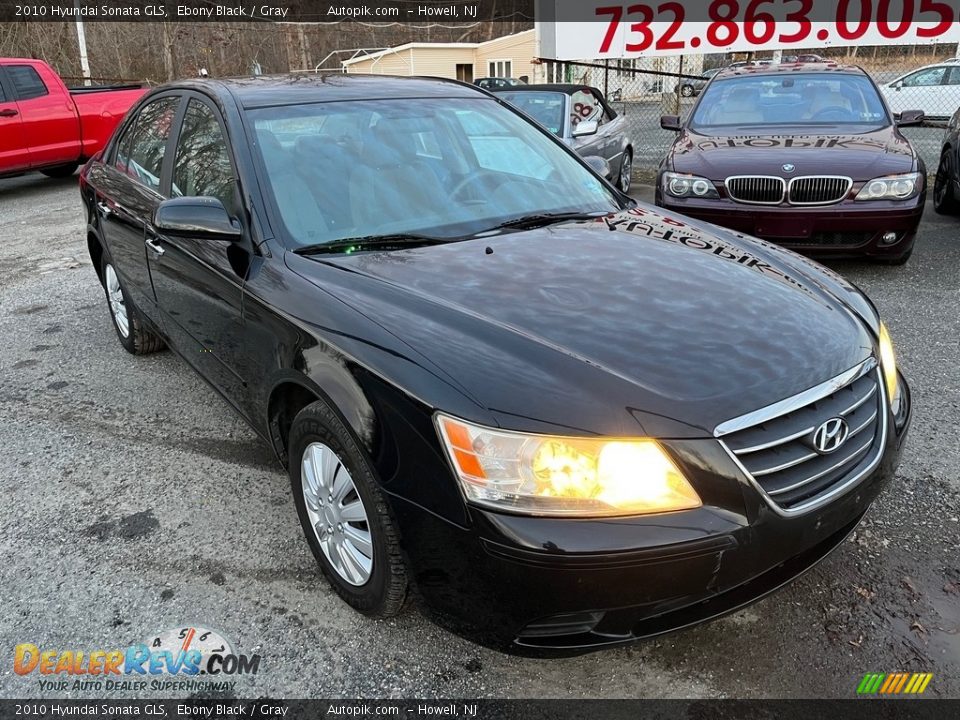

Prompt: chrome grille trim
xmin=752 ymin=451 xmax=818 ymax=477
xmin=715 ymin=359 xmax=888 ymax=517
xmin=715 ymin=358 xmax=876 ymax=437
xmin=725 ymin=175 xmax=786 ymax=205
xmin=767 ymin=438 xmax=873 ymax=497
xmin=787 ymin=175 xmax=853 ymax=206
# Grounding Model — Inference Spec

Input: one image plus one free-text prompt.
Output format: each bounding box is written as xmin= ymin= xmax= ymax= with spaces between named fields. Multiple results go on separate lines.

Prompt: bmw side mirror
xmin=572 ymin=119 xmax=599 ymax=138
xmin=897 ymin=109 xmax=924 ymax=126
xmin=583 ymin=155 xmax=611 ymax=178
xmin=660 ymin=114 xmax=682 ymax=131
xmin=154 ymin=197 xmax=241 ymax=241
xmin=892 ymin=80 xmax=903 ymax=91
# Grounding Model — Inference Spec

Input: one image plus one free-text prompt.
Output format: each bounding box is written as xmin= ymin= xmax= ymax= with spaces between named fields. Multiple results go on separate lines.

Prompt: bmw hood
xmin=670 ymin=128 xmax=917 ymax=181
xmin=288 ymin=207 xmax=876 ymax=438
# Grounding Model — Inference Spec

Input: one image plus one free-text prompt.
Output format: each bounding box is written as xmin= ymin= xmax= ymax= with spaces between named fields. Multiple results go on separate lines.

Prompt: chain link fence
xmin=541 ymin=44 xmax=959 ymax=180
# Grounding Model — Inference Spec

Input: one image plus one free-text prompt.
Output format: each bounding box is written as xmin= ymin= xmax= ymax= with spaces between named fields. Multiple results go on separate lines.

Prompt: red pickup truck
xmin=0 ymin=58 xmax=146 ymax=179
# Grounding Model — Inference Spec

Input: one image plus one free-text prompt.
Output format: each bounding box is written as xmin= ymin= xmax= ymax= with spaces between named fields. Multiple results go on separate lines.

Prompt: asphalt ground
xmin=0 ymin=173 xmax=958 ymax=700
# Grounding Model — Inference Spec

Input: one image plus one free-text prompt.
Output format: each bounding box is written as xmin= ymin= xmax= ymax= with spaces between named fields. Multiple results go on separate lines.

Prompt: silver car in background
xmin=495 ymin=84 xmax=634 ymax=192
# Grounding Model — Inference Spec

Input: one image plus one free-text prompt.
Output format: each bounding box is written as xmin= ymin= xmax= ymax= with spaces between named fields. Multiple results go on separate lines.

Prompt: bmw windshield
xmin=690 ymin=73 xmax=891 ymax=132
xmin=249 ymin=98 xmax=621 ymax=250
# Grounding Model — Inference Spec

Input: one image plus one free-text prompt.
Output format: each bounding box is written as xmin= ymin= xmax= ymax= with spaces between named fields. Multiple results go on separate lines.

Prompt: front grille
xmin=788 ymin=176 xmax=853 ymax=205
xmin=718 ymin=362 xmax=885 ymax=513
xmin=726 ymin=176 xmax=785 ymax=204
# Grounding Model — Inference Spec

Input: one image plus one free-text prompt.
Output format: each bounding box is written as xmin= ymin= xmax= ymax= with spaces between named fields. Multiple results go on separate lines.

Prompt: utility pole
xmin=74 ymin=0 xmax=91 ymax=85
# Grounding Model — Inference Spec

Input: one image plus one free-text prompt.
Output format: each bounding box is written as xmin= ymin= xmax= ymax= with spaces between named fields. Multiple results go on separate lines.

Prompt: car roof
xmin=492 ymin=83 xmax=601 ymax=96
xmin=713 ymin=62 xmax=868 ymax=80
xmin=170 ymin=73 xmax=486 ymax=109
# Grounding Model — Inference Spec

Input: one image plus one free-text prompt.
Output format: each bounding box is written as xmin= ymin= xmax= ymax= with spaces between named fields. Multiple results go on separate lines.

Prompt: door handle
xmin=145 ymin=237 xmax=164 ymax=256
xmin=0 ymin=108 xmax=18 ymax=118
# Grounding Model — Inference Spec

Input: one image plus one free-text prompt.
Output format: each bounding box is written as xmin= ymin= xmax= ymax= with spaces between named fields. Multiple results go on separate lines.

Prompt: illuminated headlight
xmin=879 ymin=322 xmax=903 ymax=412
xmin=664 ymin=172 xmax=718 ymax=199
xmin=855 ymin=173 xmax=922 ymax=201
xmin=435 ymin=415 xmax=702 ymax=517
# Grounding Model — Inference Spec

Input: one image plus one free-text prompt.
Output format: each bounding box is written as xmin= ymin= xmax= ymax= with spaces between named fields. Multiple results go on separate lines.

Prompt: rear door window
xmin=115 ymin=96 xmax=180 ymax=192
xmin=6 ymin=65 xmax=48 ymax=101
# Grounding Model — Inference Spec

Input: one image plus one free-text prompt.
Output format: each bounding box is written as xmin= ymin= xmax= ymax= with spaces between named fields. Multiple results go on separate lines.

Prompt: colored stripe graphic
xmin=858 ymin=672 xmax=933 ymax=695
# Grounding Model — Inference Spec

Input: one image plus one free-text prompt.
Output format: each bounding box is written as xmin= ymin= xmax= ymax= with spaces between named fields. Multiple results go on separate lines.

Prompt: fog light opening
xmin=881 ymin=232 xmax=899 ymax=245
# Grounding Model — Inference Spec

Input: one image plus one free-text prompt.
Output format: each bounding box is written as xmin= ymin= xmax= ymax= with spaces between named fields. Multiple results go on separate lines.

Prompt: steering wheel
xmin=450 ymin=169 xmax=506 ymax=201
xmin=811 ymin=107 xmax=853 ymax=122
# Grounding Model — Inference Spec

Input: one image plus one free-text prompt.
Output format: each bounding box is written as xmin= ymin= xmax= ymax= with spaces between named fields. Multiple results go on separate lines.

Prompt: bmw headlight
xmin=436 ymin=415 xmax=701 ymax=517
xmin=855 ymin=173 xmax=922 ymax=201
xmin=663 ymin=172 xmax=719 ymax=199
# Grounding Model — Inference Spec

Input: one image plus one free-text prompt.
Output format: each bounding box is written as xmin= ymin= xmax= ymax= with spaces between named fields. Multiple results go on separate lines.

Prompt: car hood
xmin=670 ymin=127 xmax=916 ymax=181
xmin=288 ymin=207 xmax=876 ymax=438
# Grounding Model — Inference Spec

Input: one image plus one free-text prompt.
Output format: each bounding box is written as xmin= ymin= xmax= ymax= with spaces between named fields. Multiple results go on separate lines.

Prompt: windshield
xmin=690 ymin=73 xmax=889 ymax=130
xmin=249 ymin=98 xmax=619 ymax=249
xmin=498 ymin=91 xmax=566 ymax=136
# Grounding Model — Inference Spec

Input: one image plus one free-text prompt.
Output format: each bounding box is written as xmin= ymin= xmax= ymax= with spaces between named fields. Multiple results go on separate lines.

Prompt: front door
xmin=0 ymin=69 xmax=28 ymax=172
xmin=147 ymin=96 xmax=251 ymax=410
xmin=4 ymin=63 xmax=81 ymax=168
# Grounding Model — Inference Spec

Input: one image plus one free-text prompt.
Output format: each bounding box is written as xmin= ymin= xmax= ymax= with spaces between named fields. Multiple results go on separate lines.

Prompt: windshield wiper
xmin=482 ymin=211 xmax=612 ymax=234
xmin=292 ymin=233 xmax=447 ymax=256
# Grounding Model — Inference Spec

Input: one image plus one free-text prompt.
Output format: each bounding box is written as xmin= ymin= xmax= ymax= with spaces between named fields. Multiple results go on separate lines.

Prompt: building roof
xmin=341 ymin=29 xmax=535 ymax=67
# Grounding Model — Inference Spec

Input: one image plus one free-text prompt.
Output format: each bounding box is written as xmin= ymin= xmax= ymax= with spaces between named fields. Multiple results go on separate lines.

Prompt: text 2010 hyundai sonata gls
xmin=79 ymin=74 xmax=911 ymax=654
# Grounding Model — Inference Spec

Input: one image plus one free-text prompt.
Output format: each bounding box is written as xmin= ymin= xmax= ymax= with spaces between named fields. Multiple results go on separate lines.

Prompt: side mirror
xmin=891 ymin=80 xmax=903 ymax=91
xmin=154 ymin=197 xmax=241 ymax=240
xmin=660 ymin=114 xmax=682 ymax=131
xmin=897 ymin=109 xmax=924 ymax=126
xmin=572 ymin=119 xmax=599 ymax=138
xmin=583 ymin=155 xmax=611 ymax=178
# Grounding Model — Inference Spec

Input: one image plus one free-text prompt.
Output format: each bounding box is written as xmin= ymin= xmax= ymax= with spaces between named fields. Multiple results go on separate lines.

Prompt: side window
xmin=571 ymin=90 xmax=601 ymax=127
xmin=6 ymin=65 xmax=48 ymax=101
xmin=947 ymin=66 xmax=960 ymax=86
xmin=0 ymin=79 xmax=7 ymax=103
xmin=116 ymin=96 xmax=180 ymax=192
xmin=902 ymin=67 xmax=946 ymax=88
xmin=171 ymin=99 xmax=238 ymax=214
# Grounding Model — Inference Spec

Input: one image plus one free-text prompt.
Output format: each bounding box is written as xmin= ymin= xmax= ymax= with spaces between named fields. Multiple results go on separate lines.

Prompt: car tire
xmin=289 ymin=399 xmax=408 ymax=617
xmin=617 ymin=149 xmax=633 ymax=193
xmin=100 ymin=254 xmax=165 ymax=355
xmin=41 ymin=163 xmax=79 ymax=178
xmin=933 ymin=149 xmax=960 ymax=215
xmin=680 ymin=84 xmax=694 ymax=98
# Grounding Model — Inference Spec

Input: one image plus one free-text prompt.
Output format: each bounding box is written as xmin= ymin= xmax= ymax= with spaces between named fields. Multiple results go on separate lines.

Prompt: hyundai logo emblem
xmin=782 ymin=163 xmax=796 ymax=173
xmin=812 ymin=418 xmax=849 ymax=454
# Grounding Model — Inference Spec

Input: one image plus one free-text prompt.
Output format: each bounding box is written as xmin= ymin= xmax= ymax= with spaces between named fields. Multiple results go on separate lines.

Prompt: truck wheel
xmin=41 ymin=163 xmax=79 ymax=178
xmin=100 ymin=255 xmax=165 ymax=355
xmin=289 ymin=399 xmax=408 ymax=617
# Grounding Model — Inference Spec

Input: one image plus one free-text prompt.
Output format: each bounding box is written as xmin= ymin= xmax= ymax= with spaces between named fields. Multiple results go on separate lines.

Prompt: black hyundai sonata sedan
xmin=79 ymin=74 xmax=911 ymax=654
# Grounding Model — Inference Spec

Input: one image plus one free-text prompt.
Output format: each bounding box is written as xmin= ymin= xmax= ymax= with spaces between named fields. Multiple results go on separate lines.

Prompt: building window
xmin=488 ymin=60 xmax=512 ymax=78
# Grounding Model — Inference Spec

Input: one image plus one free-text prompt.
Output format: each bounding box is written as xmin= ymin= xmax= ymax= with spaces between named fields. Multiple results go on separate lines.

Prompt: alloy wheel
xmin=934 ymin=156 xmax=951 ymax=207
xmin=104 ymin=264 xmax=129 ymax=338
xmin=301 ymin=441 xmax=373 ymax=586
xmin=620 ymin=153 xmax=633 ymax=193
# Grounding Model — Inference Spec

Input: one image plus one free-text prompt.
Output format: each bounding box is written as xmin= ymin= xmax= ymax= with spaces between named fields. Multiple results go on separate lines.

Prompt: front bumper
xmin=389 ymin=378 xmax=911 ymax=655
xmin=656 ymin=192 xmax=924 ymax=260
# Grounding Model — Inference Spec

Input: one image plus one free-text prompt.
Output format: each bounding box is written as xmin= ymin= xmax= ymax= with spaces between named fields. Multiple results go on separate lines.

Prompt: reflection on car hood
xmin=671 ymin=128 xmax=916 ymax=180
xmin=289 ymin=206 xmax=875 ymax=438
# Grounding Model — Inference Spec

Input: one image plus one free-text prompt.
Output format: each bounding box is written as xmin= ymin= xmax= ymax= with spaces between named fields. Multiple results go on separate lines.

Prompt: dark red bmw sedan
xmin=656 ymin=63 xmax=926 ymax=265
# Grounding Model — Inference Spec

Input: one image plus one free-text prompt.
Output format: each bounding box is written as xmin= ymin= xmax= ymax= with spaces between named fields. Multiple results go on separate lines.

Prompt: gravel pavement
xmin=0 ymin=172 xmax=957 ymax=700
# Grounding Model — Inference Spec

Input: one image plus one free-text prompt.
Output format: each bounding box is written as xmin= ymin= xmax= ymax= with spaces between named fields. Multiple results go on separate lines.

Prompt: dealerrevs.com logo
xmin=14 ymin=626 xmax=261 ymax=693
